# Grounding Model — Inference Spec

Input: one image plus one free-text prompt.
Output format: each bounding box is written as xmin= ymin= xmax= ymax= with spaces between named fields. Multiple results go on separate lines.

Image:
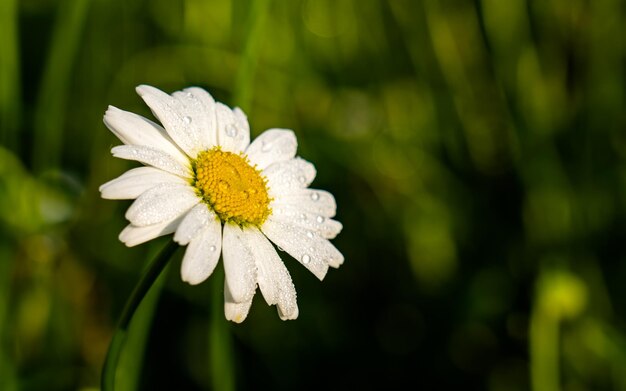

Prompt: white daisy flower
xmin=100 ymin=85 xmax=343 ymax=322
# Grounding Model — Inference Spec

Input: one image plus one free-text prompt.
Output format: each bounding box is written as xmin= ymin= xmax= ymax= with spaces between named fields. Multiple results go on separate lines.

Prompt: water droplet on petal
xmin=301 ymin=254 xmax=311 ymax=264
xmin=316 ymin=216 xmax=325 ymax=223
xmin=225 ymin=124 xmax=238 ymax=137
xmin=209 ymin=245 xmax=217 ymax=252
xmin=299 ymin=213 xmax=307 ymax=221
xmin=277 ymin=246 xmax=284 ymax=252
xmin=306 ymin=231 xmax=314 ymax=238
xmin=183 ymin=116 xmax=192 ymax=124
xmin=310 ymin=192 xmax=320 ymax=201
xmin=298 ymin=176 xmax=306 ymax=183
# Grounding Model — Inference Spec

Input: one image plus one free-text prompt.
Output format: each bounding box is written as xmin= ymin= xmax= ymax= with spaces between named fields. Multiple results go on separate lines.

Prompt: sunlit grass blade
xmin=0 ymin=0 xmax=21 ymax=150
xmin=32 ymin=0 xmax=90 ymax=172
xmin=233 ymin=0 xmax=270 ymax=112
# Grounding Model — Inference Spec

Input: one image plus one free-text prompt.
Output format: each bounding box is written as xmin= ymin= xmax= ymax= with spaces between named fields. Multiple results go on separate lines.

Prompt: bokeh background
xmin=1 ymin=0 xmax=626 ymax=390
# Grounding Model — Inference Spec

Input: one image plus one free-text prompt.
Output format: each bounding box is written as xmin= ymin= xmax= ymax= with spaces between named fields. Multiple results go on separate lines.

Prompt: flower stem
xmin=101 ymin=240 xmax=178 ymax=391
xmin=209 ymin=265 xmax=235 ymax=391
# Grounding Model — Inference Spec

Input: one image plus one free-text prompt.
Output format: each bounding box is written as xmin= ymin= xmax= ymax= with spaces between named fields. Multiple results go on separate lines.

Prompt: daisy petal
xmin=174 ymin=203 xmax=218 ymax=245
xmin=245 ymin=129 xmax=297 ymax=170
xmin=244 ymin=227 xmax=298 ymax=320
xmin=233 ymin=107 xmax=250 ymax=149
xmin=104 ymin=106 xmax=189 ymax=165
xmin=269 ymin=206 xmax=343 ymax=239
xmin=274 ymin=189 xmax=337 ymax=217
xmin=224 ymin=279 xmax=254 ymax=323
xmin=222 ymin=224 xmax=257 ymax=303
xmin=180 ymin=219 xmax=222 ymax=285
xmin=136 ymin=85 xmax=214 ymax=158
xmin=263 ymin=158 xmax=317 ymax=196
xmin=261 ymin=218 xmax=344 ymax=280
xmin=215 ymin=103 xmax=250 ymax=153
xmin=119 ymin=214 xmax=185 ymax=247
xmin=125 ymin=183 xmax=200 ymax=226
xmin=172 ymin=87 xmax=218 ymax=149
xmin=99 ymin=167 xmax=187 ymax=200
xmin=111 ymin=145 xmax=192 ymax=178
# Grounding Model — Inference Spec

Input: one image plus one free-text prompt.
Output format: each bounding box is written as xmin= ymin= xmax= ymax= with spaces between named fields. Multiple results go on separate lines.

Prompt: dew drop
xmin=306 ymin=231 xmax=314 ymax=238
xmin=225 ymin=124 xmax=238 ymax=137
xmin=316 ymin=216 xmax=325 ymax=223
xmin=298 ymin=176 xmax=306 ymax=183
xmin=301 ymin=254 xmax=311 ymax=264
xmin=183 ymin=116 xmax=192 ymax=124
xmin=186 ymin=92 xmax=194 ymax=98
xmin=299 ymin=213 xmax=307 ymax=221
xmin=277 ymin=246 xmax=284 ymax=252
xmin=310 ymin=192 xmax=320 ymax=201
xmin=209 ymin=245 xmax=217 ymax=252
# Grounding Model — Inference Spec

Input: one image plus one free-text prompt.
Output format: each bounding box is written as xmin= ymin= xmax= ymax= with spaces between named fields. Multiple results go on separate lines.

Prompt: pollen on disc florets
xmin=193 ymin=147 xmax=271 ymax=226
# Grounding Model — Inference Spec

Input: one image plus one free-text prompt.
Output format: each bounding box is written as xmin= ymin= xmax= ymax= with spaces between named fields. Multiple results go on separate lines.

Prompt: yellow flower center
xmin=193 ymin=148 xmax=271 ymax=226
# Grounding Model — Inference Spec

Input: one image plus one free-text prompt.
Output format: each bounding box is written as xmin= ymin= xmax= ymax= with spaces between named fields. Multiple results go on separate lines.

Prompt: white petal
xmin=100 ymin=167 xmax=187 ymax=200
xmin=104 ymin=106 xmax=189 ymax=165
xmin=233 ymin=107 xmax=250 ymax=148
xmin=215 ymin=103 xmax=250 ymax=153
xmin=245 ymin=129 xmax=297 ymax=170
xmin=174 ymin=203 xmax=218 ymax=245
xmin=180 ymin=219 xmax=222 ymax=285
xmin=224 ymin=279 xmax=254 ymax=323
xmin=244 ymin=227 xmax=298 ymax=320
xmin=263 ymin=158 xmax=316 ymax=197
xmin=125 ymin=183 xmax=200 ymax=226
xmin=222 ymin=223 xmax=257 ymax=303
xmin=274 ymin=189 xmax=337 ymax=217
xmin=111 ymin=145 xmax=192 ymax=178
xmin=172 ymin=87 xmax=218 ymax=149
xmin=261 ymin=218 xmax=344 ymax=280
xmin=136 ymin=85 xmax=215 ymax=158
xmin=269 ymin=205 xmax=343 ymax=239
xmin=118 ymin=214 xmax=185 ymax=247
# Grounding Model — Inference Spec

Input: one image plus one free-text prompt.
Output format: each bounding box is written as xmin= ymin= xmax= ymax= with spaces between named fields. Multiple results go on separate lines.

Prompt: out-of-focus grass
xmin=1 ymin=0 xmax=625 ymax=390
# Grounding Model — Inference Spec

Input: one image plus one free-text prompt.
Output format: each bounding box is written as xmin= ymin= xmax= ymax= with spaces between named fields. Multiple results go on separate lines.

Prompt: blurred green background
xmin=1 ymin=0 xmax=626 ymax=390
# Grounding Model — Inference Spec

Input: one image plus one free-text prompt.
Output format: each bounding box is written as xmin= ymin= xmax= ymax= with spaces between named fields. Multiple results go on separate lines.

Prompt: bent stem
xmin=101 ymin=240 xmax=179 ymax=391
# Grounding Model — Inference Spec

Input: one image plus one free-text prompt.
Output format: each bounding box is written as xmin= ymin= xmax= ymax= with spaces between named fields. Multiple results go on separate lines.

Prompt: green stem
xmin=209 ymin=265 xmax=235 ymax=391
xmin=101 ymin=240 xmax=178 ymax=391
